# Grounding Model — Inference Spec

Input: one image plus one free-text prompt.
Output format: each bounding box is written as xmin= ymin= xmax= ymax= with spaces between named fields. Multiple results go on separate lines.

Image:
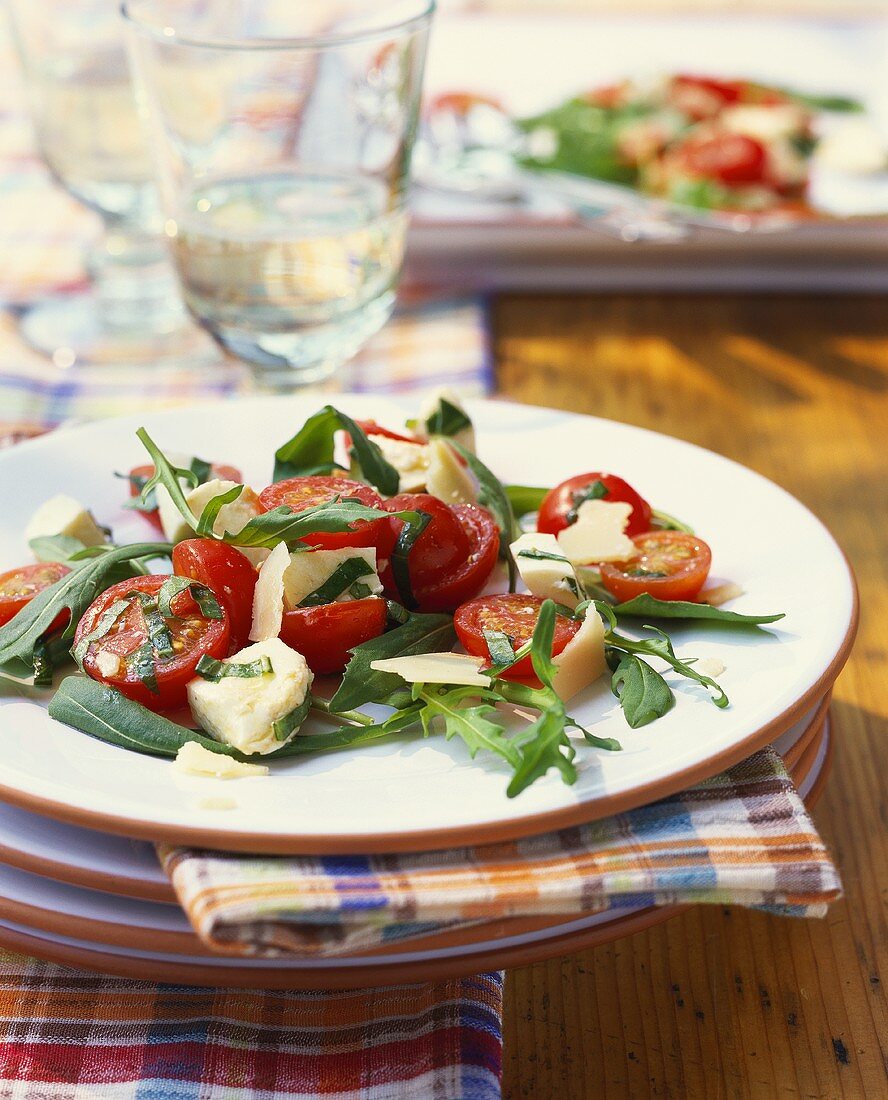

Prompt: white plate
xmin=0 ymin=395 xmax=856 ymax=852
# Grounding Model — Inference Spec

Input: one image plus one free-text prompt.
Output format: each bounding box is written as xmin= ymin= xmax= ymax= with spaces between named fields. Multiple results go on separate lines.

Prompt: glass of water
xmin=8 ymin=0 xmax=209 ymax=365
xmin=123 ymin=0 xmax=435 ymax=389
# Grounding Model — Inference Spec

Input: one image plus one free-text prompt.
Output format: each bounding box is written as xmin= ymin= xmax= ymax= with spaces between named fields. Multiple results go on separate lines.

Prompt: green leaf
xmin=28 ymin=535 xmax=90 ymax=563
xmin=604 ymin=621 xmax=729 ymax=708
xmin=424 ymin=397 xmax=472 ymax=438
xmin=156 ymin=576 xmax=223 ymax=621
xmin=299 ymin=557 xmax=374 ymax=608
xmin=273 ymin=694 xmax=312 ymax=741
xmin=230 ymin=499 xmax=391 ymax=550
xmin=505 ymin=484 xmax=548 ymax=516
xmin=566 ymin=479 xmax=608 ymax=524
xmin=613 ymin=593 xmax=784 ymax=627
xmin=0 ymin=542 xmax=173 ymax=667
xmin=194 ymin=654 xmax=273 ymax=682
xmin=483 ymin=629 xmax=515 ymax=667
xmin=336 ymin=409 xmax=400 ymax=497
xmin=529 ymin=599 xmax=558 ymax=688
xmin=787 ymin=90 xmax=863 ymax=113
xmin=449 ymin=439 xmax=517 ymax=591
xmin=611 ymin=653 xmax=674 ymax=728
xmin=650 ymin=508 xmax=694 ymax=534
xmin=196 ymin=484 xmax=244 ymax=538
xmin=136 ymin=429 xmax=201 ymax=530
xmin=506 ymin=707 xmax=577 ymax=799
xmin=416 ymin=684 xmax=521 ymax=768
xmin=388 ymin=510 xmax=432 ymax=610
xmin=330 ymin=611 xmax=456 ymax=711
xmin=31 ymin=638 xmax=54 ymax=688
xmin=126 ymin=640 xmax=159 ymax=695
xmin=128 ymin=591 xmax=174 ymax=660
xmin=272 ymin=407 xmax=341 ymax=482
xmin=515 ymin=98 xmax=641 ymax=184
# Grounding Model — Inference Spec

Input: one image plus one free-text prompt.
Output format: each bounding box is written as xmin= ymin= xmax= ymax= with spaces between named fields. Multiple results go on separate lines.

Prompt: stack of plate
xmin=0 ymin=397 xmax=857 ymax=988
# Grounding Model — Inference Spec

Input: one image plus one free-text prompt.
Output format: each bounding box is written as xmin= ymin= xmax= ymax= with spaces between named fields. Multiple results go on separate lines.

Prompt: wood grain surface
xmin=492 ymin=294 xmax=887 ymax=1099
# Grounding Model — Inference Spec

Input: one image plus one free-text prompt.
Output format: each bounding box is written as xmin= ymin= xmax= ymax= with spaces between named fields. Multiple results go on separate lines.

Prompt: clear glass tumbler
xmin=8 ymin=0 xmax=210 ymax=365
xmin=123 ymin=1 xmax=435 ymax=389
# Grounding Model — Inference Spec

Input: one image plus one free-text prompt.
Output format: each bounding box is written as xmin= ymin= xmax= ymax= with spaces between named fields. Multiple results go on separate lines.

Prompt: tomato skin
xmin=381 ymin=493 xmax=472 ymax=595
xmin=537 ymin=473 xmax=652 ymax=539
xmin=355 ymin=420 xmax=418 ymax=445
xmin=408 ymin=504 xmax=500 ymax=613
xmin=74 ymin=574 xmax=230 ymax=711
xmin=128 ymin=462 xmax=242 ymax=532
xmin=258 ymin=476 xmax=391 ymax=554
xmin=172 ymin=539 xmax=257 ymax=653
xmin=279 ymin=597 xmax=387 ymax=675
xmin=0 ymin=562 xmax=72 ymax=631
xmin=679 ymin=132 xmax=768 ymax=186
xmin=600 ymin=531 xmax=713 ymax=602
xmin=668 ymin=74 xmax=744 ymax=119
xmin=454 ymin=592 xmax=580 ymax=682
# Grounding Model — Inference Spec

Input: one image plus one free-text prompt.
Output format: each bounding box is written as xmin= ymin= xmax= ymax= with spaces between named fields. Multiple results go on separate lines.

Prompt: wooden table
xmin=492 ymin=295 xmax=887 ymax=1099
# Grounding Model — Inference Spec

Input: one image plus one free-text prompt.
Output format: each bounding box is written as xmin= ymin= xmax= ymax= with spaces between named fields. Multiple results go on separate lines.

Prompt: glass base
xmin=19 ymin=291 xmax=218 ymax=367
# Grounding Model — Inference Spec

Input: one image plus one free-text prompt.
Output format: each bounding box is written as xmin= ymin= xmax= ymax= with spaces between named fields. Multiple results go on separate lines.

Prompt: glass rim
xmin=120 ymin=0 xmax=436 ymax=51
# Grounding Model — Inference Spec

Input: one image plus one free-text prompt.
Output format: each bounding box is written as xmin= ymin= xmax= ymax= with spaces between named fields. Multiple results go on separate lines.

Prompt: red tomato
xmin=537 ymin=473 xmax=652 ymax=539
xmin=668 ymin=74 xmax=744 ymax=119
xmin=381 ymin=493 xmax=471 ymax=597
xmin=172 ymin=539 xmax=257 ymax=652
xmin=74 ymin=574 xmax=229 ymax=710
xmin=356 ymin=420 xmax=418 ymax=445
xmin=600 ymin=531 xmax=712 ymax=602
xmin=279 ymin=597 xmax=387 ymax=675
xmin=454 ymin=593 xmax=580 ymax=682
xmin=408 ymin=504 xmax=500 ymax=613
xmin=679 ymin=132 xmax=768 ymax=185
xmin=0 ymin=562 xmax=72 ymax=630
xmin=128 ymin=462 xmax=242 ymax=532
xmin=258 ymin=476 xmax=392 ymax=554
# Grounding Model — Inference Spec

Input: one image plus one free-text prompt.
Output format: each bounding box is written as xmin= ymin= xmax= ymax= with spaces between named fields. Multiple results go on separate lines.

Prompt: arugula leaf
xmin=424 ymin=397 xmax=472 ymax=438
xmin=195 ymin=484 xmax=244 ymax=538
xmin=505 ymin=484 xmax=548 ymax=516
xmin=415 ymin=684 xmax=521 ymax=767
xmin=330 ymin=611 xmax=456 ymax=711
xmin=650 ymin=508 xmax=694 ymax=534
xmin=611 ymin=653 xmax=674 ymax=728
xmin=0 ymin=542 xmax=173 ymax=667
xmin=136 ymin=429 xmax=201 ymax=529
xmin=272 ymin=407 xmax=342 ymax=482
xmin=786 ymin=90 xmax=863 ymax=113
xmin=195 ymin=654 xmax=273 ymax=681
xmin=29 ymin=535 xmax=90 ymax=563
xmin=449 ymin=439 xmax=518 ymax=590
xmin=230 ymin=499 xmax=391 ymax=550
xmin=613 ymin=593 xmax=784 ymax=626
xmin=336 ymin=409 xmax=400 ymax=496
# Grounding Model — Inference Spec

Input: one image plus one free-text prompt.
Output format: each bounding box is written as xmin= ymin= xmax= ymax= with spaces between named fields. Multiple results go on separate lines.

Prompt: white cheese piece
xmin=186 ymin=637 xmax=313 ymax=756
xmin=369 ymin=434 xmax=430 ymax=492
xmin=700 ymin=581 xmax=745 ymax=607
xmin=94 ymin=650 xmax=122 ymax=678
xmin=236 ymin=547 xmax=271 ymax=570
xmin=157 ymin=478 xmax=261 ymax=544
xmin=556 ymin=500 xmax=637 ymax=564
xmin=815 ymin=117 xmax=888 ymax=175
xmin=696 ymin=657 xmax=726 ymax=678
xmin=510 ymin=532 xmax=581 ymax=610
xmin=424 ymin=439 xmax=477 ymax=506
xmin=25 ymin=495 xmax=107 ymax=548
xmin=551 ymin=611 xmax=607 ymax=702
xmin=250 ymin=541 xmax=291 ymax=642
xmin=174 ymin=741 xmax=269 ymax=779
xmin=417 ymin=387 xmax=476 ymax=452
xmin=282 ymin=547 xmax=382 ymax=608
xmin=370 ymin=652 xmax=489 ymax=687
xmin=721 ymin=104 xmax=809 ymax=143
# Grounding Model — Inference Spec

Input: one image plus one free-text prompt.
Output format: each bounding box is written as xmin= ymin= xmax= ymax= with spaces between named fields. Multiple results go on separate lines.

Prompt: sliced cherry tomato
xmin=454 ymin=592 xmax=580 ymax=682
xmin=128 ymin=462 xmax=242 ymax=532
xmin=381 ymin=493 xmax=471 ymax=594
xmin=668 ymin=74 xmax=744 ymax=119
xmin=172 ymin=539 xmax=257 ymax=653
xmin=0 ymin=562 xmax=72 ymax=630
xmin=600 ymin=531 xmax=712 ymax=602
xmin=679 ymin=132 xmax=768 ymax=185
xmin=74 ymin=574 xmax=229 ymax=710
xmin=408 ymin=504 xmax=500 ymax=613
xmin=258 ymin=476 xmax=392 ymax=554
xmin=537 ymin=473 xmax=652 ymax=539
xmin=279 ymin=597 xmax=387 ymax=675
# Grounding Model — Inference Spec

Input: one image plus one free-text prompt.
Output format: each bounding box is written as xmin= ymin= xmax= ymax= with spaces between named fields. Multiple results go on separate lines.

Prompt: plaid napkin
xmin=160 ymin=746 xmax=841 ymax=960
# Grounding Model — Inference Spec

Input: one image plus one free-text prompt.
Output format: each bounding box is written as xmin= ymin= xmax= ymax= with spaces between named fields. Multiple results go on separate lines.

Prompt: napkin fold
xmin=160 ymin=745 xmax=841 ymax=959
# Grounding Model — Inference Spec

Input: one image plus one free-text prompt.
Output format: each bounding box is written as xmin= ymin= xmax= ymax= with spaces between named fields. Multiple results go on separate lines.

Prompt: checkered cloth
xmin=159 ymin=746 xmax=841 ymax=960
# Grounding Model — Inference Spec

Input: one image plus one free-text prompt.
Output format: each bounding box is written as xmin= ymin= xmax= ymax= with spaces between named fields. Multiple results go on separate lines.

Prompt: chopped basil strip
xmin=195 ymin=654 xmax=273 ymax=682
xmin=190 ymin=456 xmax=212 ymax=485
xmin=566 ymin=479 xmax=608 ymax=524
xmin=389 ymin=510 xmax=432 ymax=610
xmin=32 ymin=638 xmax=54 ymax=688
xmin=126 ymin=640 xmax=159 ymax=695
xmin=424 ymin=398 xmax=472 ymax=438
xmin=72 ymin=598 xmax=131 ymax=669
xmin=298 ymin=557 xmax=374 ymax=608
xmin=385 ymin=600 xmax=411 ymax=626
xmin=272 ymin=694 xmax=312 ymax=742
xmin=517 ymin=548 xmax=569 ymax=563
xmin=349 ymin=581 xmax=373 ymax=600
xmin=483 ymin=629 xmax=516 ymax=667
xmin=128 ymin=591 xmax=174 ymax=660
xmin=448 ymin=440 xmax=518 ymax=590
xmin=157 ymin=576 xmax=224 ymax=622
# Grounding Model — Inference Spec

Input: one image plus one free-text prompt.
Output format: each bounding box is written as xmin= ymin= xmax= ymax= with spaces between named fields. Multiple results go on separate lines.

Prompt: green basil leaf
xmin=483 ymin=629 xmax=515 ymax=667
xmin=448 ymin=439 xmax=517 ymax=590
xmin=195 ymin=484 xmax=244 ymax=538
xmin=32 ymin=638 xmax=54 ymax=688
xmin=156 ymin=576 xmax=224 ymax=621
xmin=336 ymin=409 xmax=400 ymax=496
xmin=424 ymin=397 xmax=472 ymax=438
xmin=388 ymin=510 xmax=432 ymax=610
xmin=517 ymin=548 xmax=569 ymax=563
xmin=272 ymin=407 xmax=342 ymax=482
xmin=330 ymin=611 xmax=456 ymax=711
xmin=610 ymin=653 xmax=674 ymax=728
xmin=613 ymin=594 xmax=784 ymax=626
xmin=505 ymin=484 xmax=548 ymax=517
xmin=272 ymin=694 xmax=312 ymax=742
xmin=71 ymin=598 xmax=131 ymax=669
xmin=298 ymin=557 xmax=374 ymax=608
xmin=127 ymin=640 xmax=159 ymax=695
xmin=190 ymin=456 xmax=212 ymax=486
xmin=566 ymin=479 xmax=608 ymax=524
xmin=349 ymin=581 xmax=373 ymax=599
xmin=128 ymin=591 xmax=174 ymax=660
xmin=195 ymin=654 xmax=273 ymax=681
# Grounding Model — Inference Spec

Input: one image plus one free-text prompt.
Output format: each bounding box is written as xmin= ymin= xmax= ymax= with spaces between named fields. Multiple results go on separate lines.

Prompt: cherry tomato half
xmin=355 ymin=420 xmax=418 ymax=445
xmin=172 ymin=538 xmax=257 ymax=653
xmin=537 ymin=473 xmax=652 ymax=539
xmin=678 ymin=132 xmax=768 ymax=186
xmin=259 ymin=476 xmax=392 ymax=554
xmin=408 ymin=504 xmax=500 ymax=613
xmin=128 ymin=462 xmax=242 ymax=532
xmin=667 ymin=74 xmax=744 ymax=119
xmin=279 ymin=597 xmax=388 ymax=675
xmin=600 ymin=531 xmax=712 ymax=602
xmin=74 ymin=574 xmax=229 ymax=710
xmin=0 ymin=562 xmax=72 ymax=631
xmin=381 ymin=493 xmax=471 ymax=594
xmin=454 ymin=592 xmax=580 ymax=682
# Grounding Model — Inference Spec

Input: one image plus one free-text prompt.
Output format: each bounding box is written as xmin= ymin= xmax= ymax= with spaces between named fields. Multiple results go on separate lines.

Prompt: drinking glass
xmin=8 ymin=0 xmax=210 ymax=365
xmin=123 ymin=0 xmax=435 ymax=388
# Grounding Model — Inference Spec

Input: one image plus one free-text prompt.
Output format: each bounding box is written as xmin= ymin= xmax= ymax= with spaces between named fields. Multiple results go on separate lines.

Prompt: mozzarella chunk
xmin=816 ymin=117 xmax=888 ymax=175
xmin=94 ymin=650 xmax=122 ymax=678
xmin=250 ymin=541 xmax=291 ymax=642
xmin=370 ymin=434 xmax=429 ymax=492
xmin=721 ymin=104 xmax=809 ymax=143
xmin=25 ymin=495 xmax=107 ymax=548
xmin=186 ymin=638 xmax=313 ymax=756
xmin=551 ymin=611 xmax=607 ymax=702
xmin=282 ymin=547 xmax=382 ymax=608
xmin=174 ymin=741 xmax=269 ymax=779
xmin=417 ymin=387 xmax=476 ymax=453
xmin=157 ymin=478 xmax=261 ymax=544
xmin=696 ymin=657 xmax=726 ymax=678
xmin=510 ymin=532 xmax=581 ymax=610
xmin=425 ymin=439 xmax=477 ymax=506
xmin=700 ymin=581 xmax=744 ymax=607
xmin=556 ymin=500 xmax=637 ymax=564
xmin=370 ymin=652 xmax=489 ymax=687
